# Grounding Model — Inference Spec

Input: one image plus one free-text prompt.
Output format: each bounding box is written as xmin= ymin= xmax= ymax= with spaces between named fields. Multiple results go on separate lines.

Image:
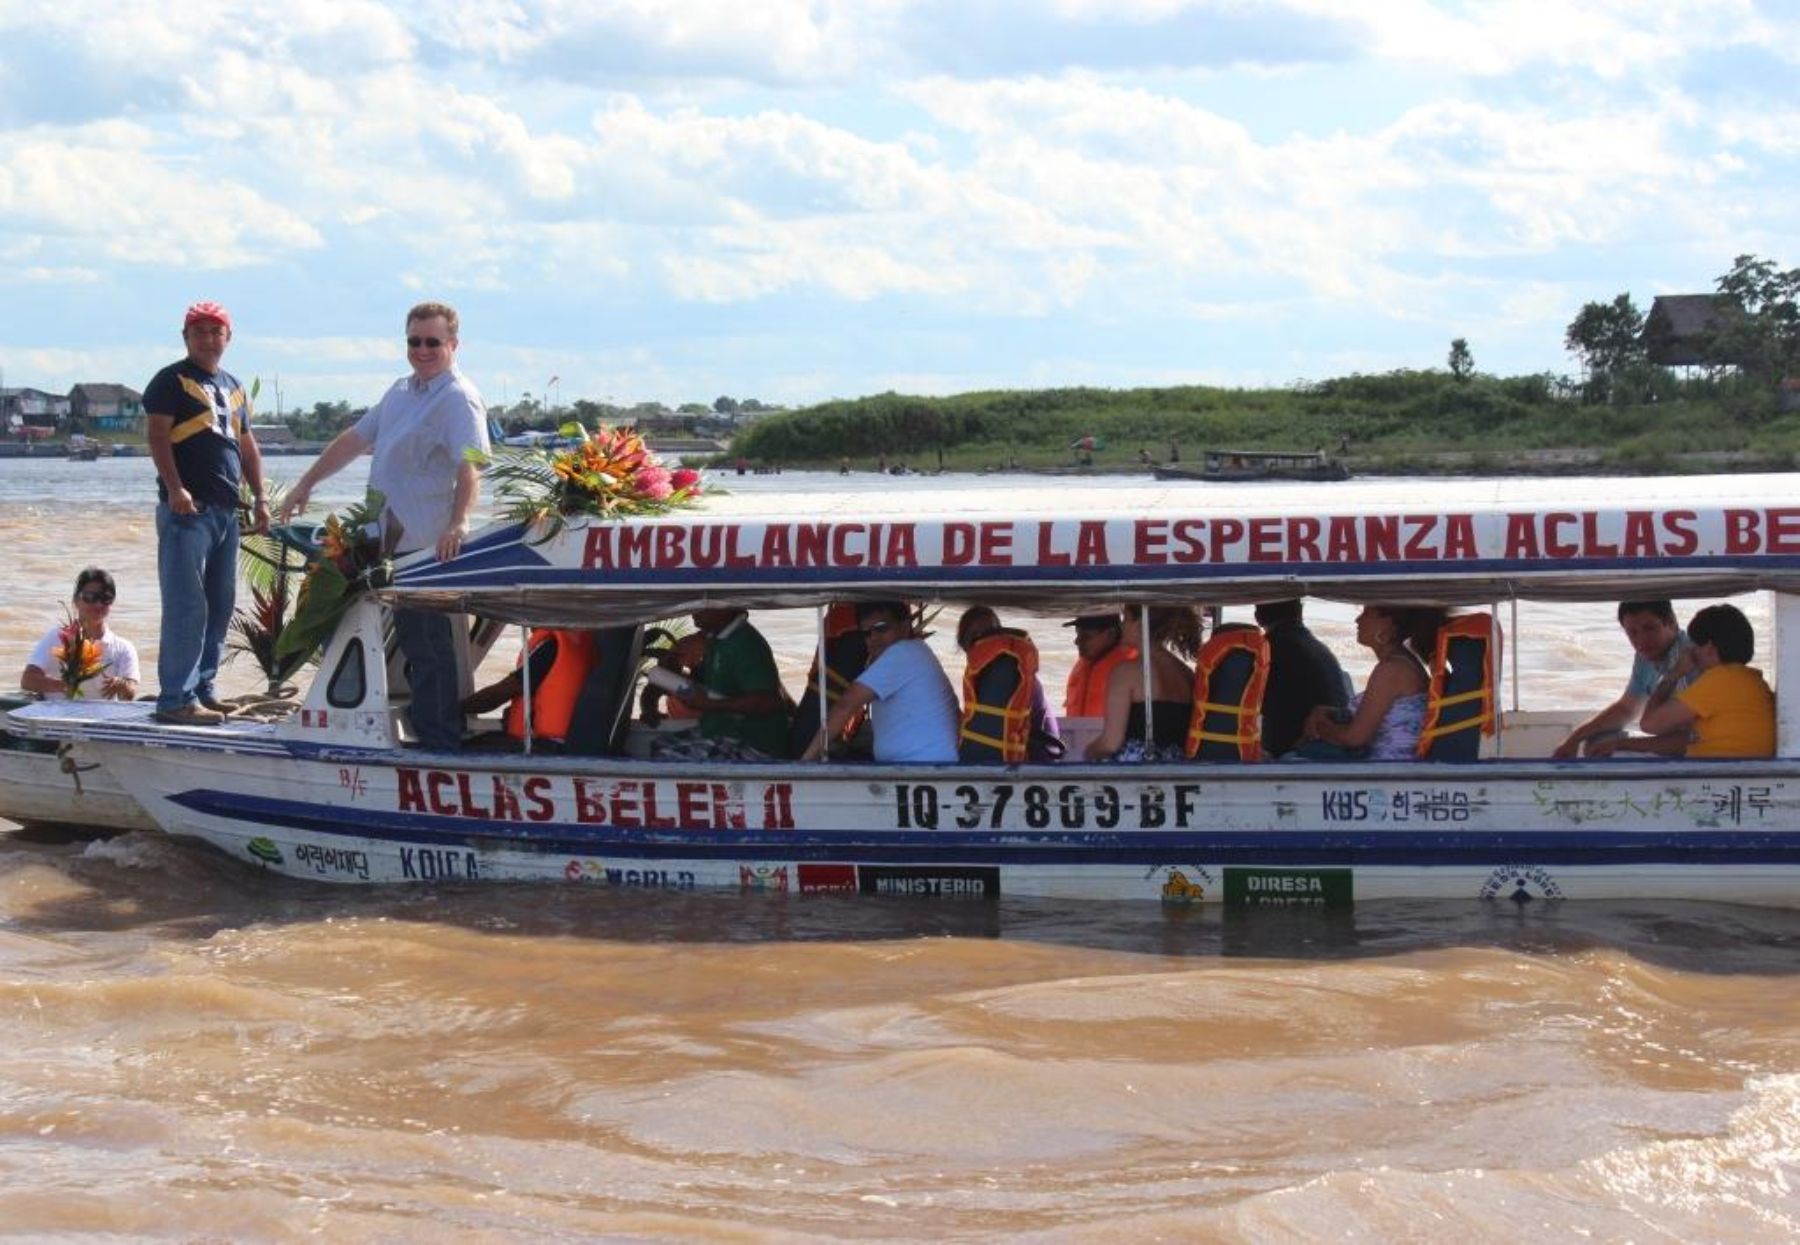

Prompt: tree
xmin=1447 ymin=338 xmax=1474 ymax=382
xmin=572 ymin=398 xmax=622 ymax=426
xmin=713 ymin=395 xmax=740 ymax=415
xmin=289 ymin=399 xmax=354 ymax=440
xmin=1708 ymin=253 xmax=1800 ymax=384
xmin=1564 ymin=294 xmax=1645 ymax=400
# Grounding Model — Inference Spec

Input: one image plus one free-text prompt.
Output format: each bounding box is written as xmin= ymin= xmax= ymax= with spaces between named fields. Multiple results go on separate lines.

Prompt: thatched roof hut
xmin=1643 ymin=294 xmax=1740 ymax=367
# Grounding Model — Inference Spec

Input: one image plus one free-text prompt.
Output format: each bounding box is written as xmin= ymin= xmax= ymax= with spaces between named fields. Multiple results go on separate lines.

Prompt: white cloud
xmin=0 ymin=0 xmax=1794 ymax=406
xmin=0 ymin=122 xmax=322 ymax=268
xmin=1311 ymin=0 xmax=1786 ymax=78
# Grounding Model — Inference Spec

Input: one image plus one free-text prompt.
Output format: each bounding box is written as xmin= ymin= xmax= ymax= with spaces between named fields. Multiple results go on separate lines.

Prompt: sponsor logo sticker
xmin=858 ymin=865 xmax=999 ymax=899
xmin=1223 ymin=867 xmax=1353 ymax=908
xmin=796 ymin=864 xmax=857 ymax=894
xmin=1479 ymin=865 xmax=1565 ymax=902
xmin=1153 ymin=866 xmax=1215 ymax=904
xmin=245 ymin=837 xmax=283 ymax=867
xmin=739 ymin=864 xmax=790 ymax=892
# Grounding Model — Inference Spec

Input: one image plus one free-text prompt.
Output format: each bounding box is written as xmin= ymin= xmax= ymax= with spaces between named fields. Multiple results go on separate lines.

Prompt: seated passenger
xmin=1554 ymin=600 xmax=1695 ymax=758
xmin=648 ymin=607 xmax=793 ymax=761
xmin=1295 ymin=605 xmax=1429 ymax=760
xmin=1187 ymin=621 xmax=1270 ymax=762
xmin=1062 ymin=613 xmax=1137 ymax=719
xmin=21 ymin=567 xmax=140 ymax=701
xmin=1086 ymin=605 xmax=1201 ymax=762
xmin=461 ymin=628 xmax=598 ymax=751
xmin=787 ymin=602 xmax=869 ymax=759
xmin=1254 ymin=598 xmax=1350 ymax=757
xmin=1587 ymin=603 xmax=1774 ymax=759
xmin=956 ymin=606 xmax=1061 ymax=763
xmin=800 ymin=601 xmax=959 ymax=763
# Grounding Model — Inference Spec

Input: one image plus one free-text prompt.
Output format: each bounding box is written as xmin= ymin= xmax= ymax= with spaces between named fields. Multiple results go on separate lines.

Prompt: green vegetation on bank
xmin=734 ymin=253 xmax=1800 ymax=475
xmin=728 ymin=368 xmax=1800 ymax=475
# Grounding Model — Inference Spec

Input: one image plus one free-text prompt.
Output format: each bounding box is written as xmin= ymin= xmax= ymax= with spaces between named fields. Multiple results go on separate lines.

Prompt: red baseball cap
xmin=183 ymin=301 xmax=232 ymax=332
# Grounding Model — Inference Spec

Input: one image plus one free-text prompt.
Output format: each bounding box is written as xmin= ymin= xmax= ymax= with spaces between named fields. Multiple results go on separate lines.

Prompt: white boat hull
xmin=72 ymin=726 xmax=1800 ymax=906
xmin=0 ymin=740 xmax=155 ymax=832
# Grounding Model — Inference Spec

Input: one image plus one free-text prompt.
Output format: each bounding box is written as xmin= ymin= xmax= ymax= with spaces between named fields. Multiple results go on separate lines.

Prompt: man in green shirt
xmin=656 ymin=608 xmax=793 ymax=759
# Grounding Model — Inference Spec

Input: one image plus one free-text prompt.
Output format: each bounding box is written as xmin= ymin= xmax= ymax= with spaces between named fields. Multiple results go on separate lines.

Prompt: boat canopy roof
xmin=386 ymin=473 xmax=1800 ymax=627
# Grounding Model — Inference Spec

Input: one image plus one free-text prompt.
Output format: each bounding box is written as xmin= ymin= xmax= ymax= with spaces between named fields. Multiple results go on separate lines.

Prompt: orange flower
xmin=50 ymin=612 xmax=107 ymax=696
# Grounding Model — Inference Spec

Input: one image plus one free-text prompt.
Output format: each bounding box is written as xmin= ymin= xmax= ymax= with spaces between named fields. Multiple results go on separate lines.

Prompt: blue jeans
xmin=156 ymin=501 xmax=238 ymax=713
xmin=394 ymin=607 xmax=463 ymax=750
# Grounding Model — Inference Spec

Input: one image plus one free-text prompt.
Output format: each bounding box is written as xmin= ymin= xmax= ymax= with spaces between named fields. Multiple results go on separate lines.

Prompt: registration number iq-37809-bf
xmin=891 ymin=782 xmax=1207 ymax=831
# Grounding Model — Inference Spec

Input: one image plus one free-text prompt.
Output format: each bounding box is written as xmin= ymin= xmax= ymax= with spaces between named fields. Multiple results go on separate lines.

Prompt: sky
xmin=0 ymin=0 xmax=1796 ymax=415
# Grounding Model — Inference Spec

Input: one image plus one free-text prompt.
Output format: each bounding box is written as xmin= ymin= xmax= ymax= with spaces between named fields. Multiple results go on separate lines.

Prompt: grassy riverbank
xmin=727 ymin=370 xmax=1800 ymax=475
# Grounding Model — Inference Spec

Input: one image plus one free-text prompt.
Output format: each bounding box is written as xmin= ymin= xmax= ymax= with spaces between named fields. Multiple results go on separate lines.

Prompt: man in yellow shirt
xmin=1590 ymin=603 xmax=1774 ymax=758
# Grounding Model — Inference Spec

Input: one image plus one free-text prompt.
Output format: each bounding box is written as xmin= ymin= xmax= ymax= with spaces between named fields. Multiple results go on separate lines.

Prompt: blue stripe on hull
xmin=171 ymin=790 xmax=1800 ymax=867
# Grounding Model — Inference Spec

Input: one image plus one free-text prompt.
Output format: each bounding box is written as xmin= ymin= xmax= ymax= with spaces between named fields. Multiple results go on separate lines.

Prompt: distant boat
xmin=65 ymin=435 xmax=101 ymax=461
xmin=1155 ymin=448 xmax=1349 ymax=483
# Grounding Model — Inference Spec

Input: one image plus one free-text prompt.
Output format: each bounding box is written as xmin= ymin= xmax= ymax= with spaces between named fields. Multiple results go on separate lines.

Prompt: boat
xmin=0 ymin=694 xmax=154 ymax=832
xmin=64 ymin=435 xmax=102 ymax=462
xmin=10 ymin=474 xmax=1800 ymax=905
xmin=1155 ymin=449 xmax=1349 ymax=483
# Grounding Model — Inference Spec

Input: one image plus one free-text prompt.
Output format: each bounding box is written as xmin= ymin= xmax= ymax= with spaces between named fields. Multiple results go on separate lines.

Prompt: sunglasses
xmin=406 ymin=335 xmax=447 ymax=349
xmin=78 ymin=590 xmax=115 ymax=604
xmin=862 ymin=621 xmax=896 ymax=635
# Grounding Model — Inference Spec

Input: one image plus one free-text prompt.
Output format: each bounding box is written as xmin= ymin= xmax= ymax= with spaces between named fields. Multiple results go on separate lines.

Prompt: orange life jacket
xmin=1185 ymin=627 xmax=1269 ymax=761
xmin=1064 ymin=644 xmax=1137 ymax=718
xmin=791 ymin=603 xmax=868 ymax=751
xmin=959 ymin=630 xmax=1039 ymax=763
xmin=504 ymin=629 xmax=599 ymax=743
xmin=1416 ymin=612 xmax=1501 ymax=760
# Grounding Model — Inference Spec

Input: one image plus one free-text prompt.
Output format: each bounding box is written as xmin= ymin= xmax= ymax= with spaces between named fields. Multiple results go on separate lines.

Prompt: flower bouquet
xmin=51 ymin=608 xmax=108 ymax=698
xmin=275 ymin=490 xmax=390 ymax=666
xmin=471 ymin=422 xmax=704 ymax=541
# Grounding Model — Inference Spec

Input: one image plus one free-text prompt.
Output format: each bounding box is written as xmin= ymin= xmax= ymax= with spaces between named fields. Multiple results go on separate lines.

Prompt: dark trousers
xmin=394 ymin=607 xmax=462 ymax=750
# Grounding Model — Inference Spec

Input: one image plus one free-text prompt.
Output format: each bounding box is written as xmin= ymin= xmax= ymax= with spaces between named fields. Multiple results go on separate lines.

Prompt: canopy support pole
xmin=1508 ymin=596 xmax=1520 ymax=714
xmin=518 ymin=623 xmax=533 ymax=756
xmin=1492 ymin=599 xmax=1506 ymax=759
xmin=1139 ymin=603 xmax=1153 ymax=752
xmin=815 ymin=604 xmax=828 ymax=763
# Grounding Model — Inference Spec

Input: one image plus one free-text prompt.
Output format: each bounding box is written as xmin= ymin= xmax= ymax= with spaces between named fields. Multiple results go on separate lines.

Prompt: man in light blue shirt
xmin=1555 ymin=599 xmax=1694 ymax=759
xmin=800 ymin=601 xmax=959 ymax=763
xmin=281 ymin=302 xmax=489 ymax=750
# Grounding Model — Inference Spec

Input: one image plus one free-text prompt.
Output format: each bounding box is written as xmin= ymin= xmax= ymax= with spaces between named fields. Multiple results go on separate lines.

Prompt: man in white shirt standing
xmin=801 ymin=601 xmax=959 ymax=763
xmin=280 ymin=302 xmax=489 ymax=750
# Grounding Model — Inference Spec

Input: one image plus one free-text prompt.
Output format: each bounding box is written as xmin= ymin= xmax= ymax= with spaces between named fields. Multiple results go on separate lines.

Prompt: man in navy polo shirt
xmin=145 ymin=301 xmax=268 ymax=725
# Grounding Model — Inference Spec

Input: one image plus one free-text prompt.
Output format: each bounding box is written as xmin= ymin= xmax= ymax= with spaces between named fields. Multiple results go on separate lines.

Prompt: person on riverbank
xmin=20 ymin=567 xmax=139 ymax=701
xmin=280 ymin=302 xmax=489 ymax=750
xmin=144 ymin=301 xmax=268 ymax=725
xmin=800 ymin=602 xmax=958 ymax=763
xmin=1553 ymin=600 xmax=1694 ymax=758
xmin=1587 ymin=604 xmax=1774 ymax=759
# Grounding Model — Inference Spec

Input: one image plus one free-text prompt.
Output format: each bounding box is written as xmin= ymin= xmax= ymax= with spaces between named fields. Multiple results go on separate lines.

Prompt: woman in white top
xmin=20 ymin=567 xmax=140 ymax=701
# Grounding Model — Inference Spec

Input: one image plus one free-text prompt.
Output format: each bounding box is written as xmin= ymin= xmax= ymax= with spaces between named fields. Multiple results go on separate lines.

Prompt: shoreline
xmin=739 ymin=448 xmax=1794 ymax=479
